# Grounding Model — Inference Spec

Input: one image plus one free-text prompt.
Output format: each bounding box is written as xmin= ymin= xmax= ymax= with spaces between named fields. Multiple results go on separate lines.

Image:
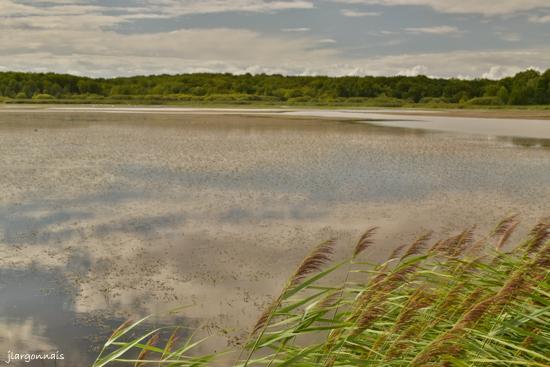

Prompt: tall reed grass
xmin=93 ymin=216 xmax=549 ymax=366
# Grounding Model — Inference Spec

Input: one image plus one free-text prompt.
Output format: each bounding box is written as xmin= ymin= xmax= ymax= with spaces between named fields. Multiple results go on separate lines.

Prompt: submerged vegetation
xmin=94 ymin=216 xmax=549 ymax=366
xmin=2 ymin=69 xmax=550 ymax=107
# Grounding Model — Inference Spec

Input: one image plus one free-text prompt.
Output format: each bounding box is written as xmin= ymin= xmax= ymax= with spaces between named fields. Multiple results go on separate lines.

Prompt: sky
xmin=1 ymin=0 xmax=550 ymax=79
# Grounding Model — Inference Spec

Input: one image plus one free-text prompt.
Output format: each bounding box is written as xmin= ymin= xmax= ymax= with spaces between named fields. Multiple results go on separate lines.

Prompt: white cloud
xmin=528 ymin=14 xmax=550 ymax=23
xmin=136 ymin=0 xmax=315 ymax=16
xmin=0 ymin=26 xmax=340 ymax=76
xmin=340 ymin=9 xmax=381 ymax=17
xmin=360 ymin=50 xmax=550 ymax=79
xmin=0 ymin=0 xmax=319 ymax=39
xmin=2 ymin=26 xmax=550 ymax=79
xmin=404 ymin=26 xmax=461 ymax=35
xmin=332 ymin=0 xmax=550 ymax=15
xmin=495 ymin=32 xmax=521 ymax=42
xmin=281 ymin=27 xmax=311 ymax=32
xmin=482 ymin=65 xmax=541 ymax=79
xmin=482 ymin=65 xmax=519 ymax=79
xmin=397 ymin=65 xmax=428 ymax=76
xmin=0 ymin=319 xmax=55 ymax=353
xmin=0 ymin=0 xmax=315 ymax=28
xmin=1 ymin=0 xmax=550 ymax=78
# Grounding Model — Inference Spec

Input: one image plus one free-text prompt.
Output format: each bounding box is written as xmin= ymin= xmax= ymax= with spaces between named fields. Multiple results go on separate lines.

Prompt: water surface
xmin=0 ymin=110 xmax=549 ymax=365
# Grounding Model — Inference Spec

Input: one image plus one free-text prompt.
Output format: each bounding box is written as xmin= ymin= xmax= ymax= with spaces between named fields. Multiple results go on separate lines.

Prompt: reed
xmin=94 ymin=218 xmax=549 ymax=366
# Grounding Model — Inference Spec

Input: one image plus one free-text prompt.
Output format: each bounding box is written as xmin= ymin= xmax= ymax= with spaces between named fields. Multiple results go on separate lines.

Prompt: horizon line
xmin=1 ymin=67 xmax=548 ymax=81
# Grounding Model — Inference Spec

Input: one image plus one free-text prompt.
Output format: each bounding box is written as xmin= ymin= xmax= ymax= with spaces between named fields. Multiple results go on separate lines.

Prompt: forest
xmin=1 ymin=69 xmax=549 ymax=106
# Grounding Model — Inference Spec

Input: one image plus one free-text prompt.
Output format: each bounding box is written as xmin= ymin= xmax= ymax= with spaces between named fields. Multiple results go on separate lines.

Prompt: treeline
xmin=1 ymin=69 xmax=549 ymax=106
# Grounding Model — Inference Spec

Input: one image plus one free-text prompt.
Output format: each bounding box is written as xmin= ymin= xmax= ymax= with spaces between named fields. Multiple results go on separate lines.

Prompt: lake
xmin=0 ymin=108 xmax=549 ymax=365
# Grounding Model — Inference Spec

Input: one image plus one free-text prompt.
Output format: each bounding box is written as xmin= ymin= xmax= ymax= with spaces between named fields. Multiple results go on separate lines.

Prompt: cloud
xmin=0 ymin=0 xmax=319 ymax=37
xmin=397 ymin=65 xmax=428 ymax=76
xmin=131 ymin=0 xmax=315 ymax=16
xmin=2 ymin=28 xmax=550 ymax=79
xmin=0 ymin=25 xmax=340 ymax=76
xmin=303 ymin=49 xmax=550 ymax=78
xmin=0 ymin=0 xmax=316 ymax=29
xmin=0 ymin=319 xmax=55 ymax=352
xmin=482 ymin=65 xmax=520 ymax=79
xmin=1 ymin=0 xmax=550 ymax=79
xmin=482 ymin=65 xmax=541 ymax=79
xmin=332 ymin=0 xmax=550 ymax=15
xmin=404 ymin=26 xmax=461 ymax=34
xmin=359 ymin=49 xmax=550 ymax=79
xmin=281 ymin=27 xmax=311 ymax=32
xmin=528 ymin=14 xmax=550 ymax=23
xmin=340 ymin=9 xmax=381 ymax=17
xmin=495 ymin=32 xmax=521 ymax=42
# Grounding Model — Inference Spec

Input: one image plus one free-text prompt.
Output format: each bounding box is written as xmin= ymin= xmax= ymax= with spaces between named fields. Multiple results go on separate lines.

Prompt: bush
xmin=32 ymin=93 xmax=55 ymax=100
xmin=466 ymin=96 xmax=503 ymax=106
xmin=419 ymin=97 xmax=446 ymax=104
xmin=366 ymin=95 xmax=406 ymax=107
xmin=288 ymin=96 xmax=313 ymax=103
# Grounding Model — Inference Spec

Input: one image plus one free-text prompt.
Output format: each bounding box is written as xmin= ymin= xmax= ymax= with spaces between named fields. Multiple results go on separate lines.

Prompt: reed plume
xmin=106 ymin=318 xmax=135 ymax=342
xmin=401 ymin=231 xmax=432 ymax=260
xmin=315 ymin=289 xmax=341 ymax=311
xmin=290 ymin=238 xmax=336 ymax=288
xmin=450 ymin=226 xmax=476 ymax=256
xmin=495 ymin=218 xmax=519 ymax=250
xmin=491 ymin=214 xmax=519 ymax=239
xmin=410 ymin=295 xmax=494 ymax=367
xmin=353 ymin=226 xmax=378 ymax=258
xmin=387 ymin=243 xmax=406 ymax=261
xmin=525 ymin=220 xmax=550 ymax=253
xmin=252 ymin=299 xmax=280 ymax=335
xmin=251 ymin=238 xmax=336 ymax=335
xmin=394 ymin=288 xmax=433 ymax=330
xmin=135 ymin=333 xmax=159 ymax=367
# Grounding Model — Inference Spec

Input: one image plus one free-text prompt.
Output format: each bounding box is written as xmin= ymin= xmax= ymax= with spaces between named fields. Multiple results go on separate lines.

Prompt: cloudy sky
xmin=1 ymin=0 xmax=550 ymax=79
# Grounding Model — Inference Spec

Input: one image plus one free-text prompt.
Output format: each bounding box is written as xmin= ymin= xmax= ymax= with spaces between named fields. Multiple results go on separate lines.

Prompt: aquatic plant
xmin=94 ymin=216 xmax=550 ymax=366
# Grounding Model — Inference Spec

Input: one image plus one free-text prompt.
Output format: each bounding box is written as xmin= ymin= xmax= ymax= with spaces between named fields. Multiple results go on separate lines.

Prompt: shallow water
xmin=0 ymin=111 xmax=549 ymax=365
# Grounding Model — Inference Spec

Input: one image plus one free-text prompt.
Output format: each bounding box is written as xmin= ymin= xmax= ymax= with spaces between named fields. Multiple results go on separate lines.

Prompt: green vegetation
xmin=1 ymin=69 xmax=550 ymax=107
xmin=94 ymin=216 xmax=549 ymax=366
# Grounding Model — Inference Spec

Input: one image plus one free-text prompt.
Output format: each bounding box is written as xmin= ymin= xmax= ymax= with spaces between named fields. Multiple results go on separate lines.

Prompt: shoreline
xmin=2 ymin=105 xmax=550 ymax=140
xmin=2 ymin=103 xmax=550 ymax=120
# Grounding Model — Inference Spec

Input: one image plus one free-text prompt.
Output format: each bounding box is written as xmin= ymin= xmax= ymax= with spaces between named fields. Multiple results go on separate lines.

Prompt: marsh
xmin=0 ymin=108 xmax=549 ymax=365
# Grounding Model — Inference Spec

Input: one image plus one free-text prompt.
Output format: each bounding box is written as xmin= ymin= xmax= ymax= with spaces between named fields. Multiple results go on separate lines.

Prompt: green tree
xmin=497 ymin=86 xmax=510 ymax=104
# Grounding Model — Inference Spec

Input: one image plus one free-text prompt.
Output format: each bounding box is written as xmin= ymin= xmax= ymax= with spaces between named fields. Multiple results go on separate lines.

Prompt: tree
xmin=1 ymin=68 xmax=549 ymax=105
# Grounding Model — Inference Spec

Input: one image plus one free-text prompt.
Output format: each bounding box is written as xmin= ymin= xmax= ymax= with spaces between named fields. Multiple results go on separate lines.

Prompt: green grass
xmin=93 ymin=216 xmax=549 ymax=366
xmin=3 ymin=95 xmax=550 ymax=110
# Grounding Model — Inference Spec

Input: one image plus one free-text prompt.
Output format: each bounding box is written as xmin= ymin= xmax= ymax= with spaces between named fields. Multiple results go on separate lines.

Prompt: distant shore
xmin=0 ymin=101 xmax=550 ymax=120
xmin=2 ymin=69 xmax=550 ymax=109
xmin=1 ymin=105 xmax=550 ymax=139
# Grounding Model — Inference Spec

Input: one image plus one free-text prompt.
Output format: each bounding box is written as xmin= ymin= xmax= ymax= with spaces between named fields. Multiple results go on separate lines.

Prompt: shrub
xmin=32 ymin=93 xmax=55 ymax=100
xmin=466 ymin=96 xmax=503 ymax=106
xmin=366 ymin=95 xmax=406 ymax=107
xmin=419 ymin=97 xmax=446 ymax=104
